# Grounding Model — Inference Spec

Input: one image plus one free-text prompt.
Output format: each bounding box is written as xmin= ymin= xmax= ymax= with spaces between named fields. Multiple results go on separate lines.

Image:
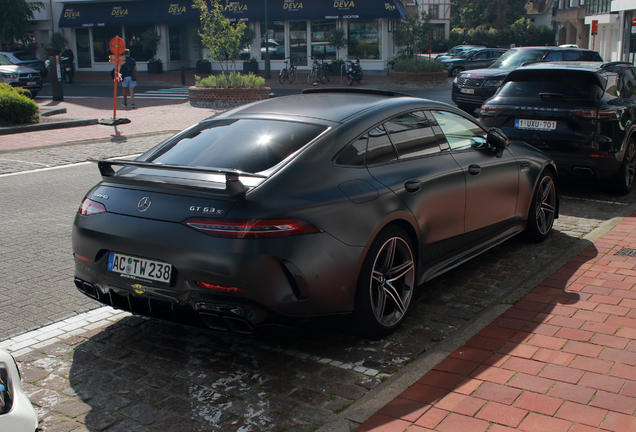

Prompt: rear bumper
xmin=72 ymin=212 xmax=363 ymax=333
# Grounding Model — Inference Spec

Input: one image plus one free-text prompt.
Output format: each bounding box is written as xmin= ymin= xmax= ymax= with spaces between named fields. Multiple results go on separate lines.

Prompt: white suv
xmin=0 ymin=55 xmax=42 ymax=98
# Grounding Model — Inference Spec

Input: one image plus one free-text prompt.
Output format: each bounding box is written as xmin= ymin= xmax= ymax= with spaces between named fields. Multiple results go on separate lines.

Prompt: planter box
xmin=389 ymin=70 xmax=447 ymax=82
xmin=330 ymin=63 xmax=346 ymax=76
xmin=243 ymin=62 xmax=259 ymax=74
xmin=196 ymin=62 xmax=212 ymax=74
xmin=147 ymin=62 xmax=163 ymax=74
xmin=189 ymin=86 xmax=272 ymax=110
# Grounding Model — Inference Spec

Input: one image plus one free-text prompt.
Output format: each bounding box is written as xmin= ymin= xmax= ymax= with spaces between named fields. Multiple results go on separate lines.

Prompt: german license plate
xmin=107 ymin=252 xmax=172 ymax=284
xmin=460 ymin=88 xmax=474 ymax=94
xmin=27 ymin=81 xmax=36 ymax=86
xmin=515 ymin=119 xmax=557 ymax=131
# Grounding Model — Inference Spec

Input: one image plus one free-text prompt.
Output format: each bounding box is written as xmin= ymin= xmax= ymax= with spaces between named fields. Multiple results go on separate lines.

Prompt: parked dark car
xmin=479 ymin=61 xmax=636 ymax=194
xmin=72 ymin=89 xmax=558 ymax=337
xmin=435 ymin=45 xmax=485 ymax=61
xmin=452 ymin=46 xmax=603 ymax=112
xmin=441 ymin=48 xmax=507 ymax=77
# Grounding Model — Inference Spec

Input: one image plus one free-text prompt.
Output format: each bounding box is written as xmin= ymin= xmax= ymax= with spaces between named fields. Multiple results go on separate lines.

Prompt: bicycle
xmin=307 ymin=57 xmax=329 ymax=84
xmin=278 ymin=57 xmax=297 ymax=84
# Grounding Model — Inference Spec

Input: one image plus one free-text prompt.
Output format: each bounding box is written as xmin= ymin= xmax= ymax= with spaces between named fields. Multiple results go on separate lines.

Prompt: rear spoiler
xmin=88 ymin=158 xmax=267 ymax=196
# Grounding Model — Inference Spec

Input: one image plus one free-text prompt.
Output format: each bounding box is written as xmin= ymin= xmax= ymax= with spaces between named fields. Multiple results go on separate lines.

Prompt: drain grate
xmin=615 ymin=248 xmax=636 ymax=257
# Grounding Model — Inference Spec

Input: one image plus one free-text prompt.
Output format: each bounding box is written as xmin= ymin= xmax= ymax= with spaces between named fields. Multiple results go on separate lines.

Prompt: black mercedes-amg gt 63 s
xmin=72 ymin=88 xmax=558 ymax=337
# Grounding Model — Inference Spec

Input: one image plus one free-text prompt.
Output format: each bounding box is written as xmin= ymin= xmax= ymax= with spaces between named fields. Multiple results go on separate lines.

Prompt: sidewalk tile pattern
xmin=358 ymin=214 xmax=636 ymax=431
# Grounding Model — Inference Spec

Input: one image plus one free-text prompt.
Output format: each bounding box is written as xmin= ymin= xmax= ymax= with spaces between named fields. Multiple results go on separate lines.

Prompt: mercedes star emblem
xmin=137 ymin=197 xmax=152 ymax=212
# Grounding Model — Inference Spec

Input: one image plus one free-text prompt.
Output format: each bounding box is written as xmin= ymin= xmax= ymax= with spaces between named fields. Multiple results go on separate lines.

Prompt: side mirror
xmin=486 ymin=128 xmax=509 ymax=158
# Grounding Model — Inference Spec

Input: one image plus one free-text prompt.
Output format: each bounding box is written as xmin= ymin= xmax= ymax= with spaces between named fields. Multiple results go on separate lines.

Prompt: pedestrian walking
xmin=120 ymin=49 xmax=137 ymax=109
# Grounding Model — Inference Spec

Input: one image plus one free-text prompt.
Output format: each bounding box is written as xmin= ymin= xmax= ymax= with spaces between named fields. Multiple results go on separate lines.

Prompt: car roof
xmin=513 ymin=61 xmax=630 ymax=72
xmin=511 ymin=46 xmax=595 ymax=52
xmin=213 ymin=89 xmax=448 ymax=124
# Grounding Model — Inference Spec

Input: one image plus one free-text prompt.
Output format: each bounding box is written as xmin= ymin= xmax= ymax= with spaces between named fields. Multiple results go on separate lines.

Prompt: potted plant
xmin=331 ymin=59 xmax=345 ymax=76
xmin=141 ymin=28 xmax=162 ymax=73
xmin=243 ymin=57 xmax=258 ymax=74
xmin=147 ymin=58 xmax=163 ymax=74
xmin=196 ymin=58 xmax=212 ymax=74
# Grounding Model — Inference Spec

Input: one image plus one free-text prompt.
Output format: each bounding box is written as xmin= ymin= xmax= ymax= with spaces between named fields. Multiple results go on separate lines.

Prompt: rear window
xmin=490 ymin=49 xmax=547 ymax=70
xmin=13 ymin=52 xmax=38 ymax=61
xmin=149 ymin=119 xmax=326 ymax=173
xmin=499 ymin=71 xmax=604 ymax=100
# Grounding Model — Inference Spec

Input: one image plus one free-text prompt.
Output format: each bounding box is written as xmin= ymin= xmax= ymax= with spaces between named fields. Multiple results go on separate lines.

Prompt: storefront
xmin=56 ymin=0 xmax=406 ymax=73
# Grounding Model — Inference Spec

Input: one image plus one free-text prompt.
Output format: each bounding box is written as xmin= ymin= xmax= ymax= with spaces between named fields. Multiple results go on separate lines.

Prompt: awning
xmin=59 ymin=0 xmax=405 ymax=28
xmin=59 ymin=0 xmax=200 ymax=27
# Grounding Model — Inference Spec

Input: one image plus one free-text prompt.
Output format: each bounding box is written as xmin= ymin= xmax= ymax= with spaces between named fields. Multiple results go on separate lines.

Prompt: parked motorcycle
xmin=60 ymin=56 xmax=74 ymax=83
xmin=346 ymin=59 xmax=363 ymax=86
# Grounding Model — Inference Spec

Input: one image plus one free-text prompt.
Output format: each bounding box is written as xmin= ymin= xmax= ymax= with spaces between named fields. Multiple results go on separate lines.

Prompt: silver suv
xmin=0 ymin=55 xmax=42 ymax=97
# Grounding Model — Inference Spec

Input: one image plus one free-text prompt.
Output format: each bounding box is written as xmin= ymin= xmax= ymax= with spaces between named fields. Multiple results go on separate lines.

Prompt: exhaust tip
xmin=573 ymin=167 xmax=594 ymax=177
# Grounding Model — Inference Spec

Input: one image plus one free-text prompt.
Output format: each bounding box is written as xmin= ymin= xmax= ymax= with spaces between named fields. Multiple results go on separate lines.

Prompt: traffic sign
xmin=109 ymin=55 xmax=125 ymax=66
xmin=109 ymin=36 xmax=125 ymax=56
xmin=632 ymin=16 xmax=636 ymax=26
xmin=591 ymin=20 xmax=598 ymax=34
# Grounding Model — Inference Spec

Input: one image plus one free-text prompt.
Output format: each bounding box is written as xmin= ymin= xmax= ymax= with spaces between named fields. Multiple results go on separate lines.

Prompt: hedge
xmin=0 ymin=84 xmax=39 ymax=125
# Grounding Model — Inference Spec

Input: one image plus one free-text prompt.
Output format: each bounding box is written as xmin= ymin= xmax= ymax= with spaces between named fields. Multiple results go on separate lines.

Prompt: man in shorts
xmin=120 ymin=49 xmax=137 ymax=109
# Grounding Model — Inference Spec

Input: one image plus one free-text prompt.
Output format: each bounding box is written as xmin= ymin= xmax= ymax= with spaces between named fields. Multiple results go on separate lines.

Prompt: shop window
xmin=261 ymin=20 xmax=285 ymax=60
xmin=348 ymin=19 xmax=382 ymax=60
xmin=290 ymin=21 xmax=307 ymax=66
xmin=76 ymin=28 xmax=91 ymax=68
xmin=125 ymin=25 xmax=155 ymax=62
xmin=311 ymin=20 xmax=336 ymax=60
xmin=169 ymin=25 xmax=189 ymax=61
xmin=93 ymin=27 xmax=122 ymax=63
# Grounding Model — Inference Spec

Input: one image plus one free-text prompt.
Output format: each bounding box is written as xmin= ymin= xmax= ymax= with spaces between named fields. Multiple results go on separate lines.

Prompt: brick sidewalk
xmin=358 ymin=213 xmax=636 ymax=431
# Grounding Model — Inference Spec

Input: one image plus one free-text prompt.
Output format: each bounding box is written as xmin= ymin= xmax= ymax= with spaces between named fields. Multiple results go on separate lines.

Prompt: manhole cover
xmin=615 ymin=248 xmax=636 ymax=257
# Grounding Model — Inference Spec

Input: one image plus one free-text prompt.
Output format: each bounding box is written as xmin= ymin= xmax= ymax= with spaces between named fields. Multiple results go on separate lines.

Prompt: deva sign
xmin=169 ymin=5 xmax=187 ymax=13
xmin=283 ymin=2 xmax=303 ymax=9
xmin=112 ymin=7 xmax=128 ymax=16
xmin=64 ymin=10 xmax=80 ymax=18
xmin=334 ymin=1 xmax=355 ymax=6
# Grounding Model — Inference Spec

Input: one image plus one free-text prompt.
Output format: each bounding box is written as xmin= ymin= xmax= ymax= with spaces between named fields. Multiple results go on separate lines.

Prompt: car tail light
xmin=480 ymin=105 xmax=503 ymax=115
xmin=78 ymin=197 xmax=106 ymax=215
xmin=196 ymin=281 xmax=243 ymax=292
xmin=183 ymin=218 xmax=322 ymax=238
xmin=73 ymin=253 xmax=90 ymax=262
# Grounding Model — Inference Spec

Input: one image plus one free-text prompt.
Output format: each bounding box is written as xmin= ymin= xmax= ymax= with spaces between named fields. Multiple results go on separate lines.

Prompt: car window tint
xmin=14 ymin=52 xmax=38 ymax=61
xmin=383 ymin=112 xmax=440 ymax=159
xmin=544 ymin=51 xmax=563 ymax=61
xmin=499 ymin=71 xmax=604 ymax=100
xmin=430 ymin=110 xmax=486 ymax=151
xmin=563 ymin=50 xmax=585 ymax=61
xmin=619 ymin=69 xmax=636 ymax=100
xmin=150 ymin=119 xmax=326 ymax=173
xmin=336 ymin=134 xmax=367 ymax=166
xmin=0 ymin=56 xmax=11 ymax=65
xmin=366 ymin=125 xmax=398 ymax=164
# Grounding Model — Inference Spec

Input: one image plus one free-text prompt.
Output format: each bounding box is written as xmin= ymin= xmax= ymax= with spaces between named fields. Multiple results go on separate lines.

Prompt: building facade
xmin=27 ymin=0 xmax=410 ymax=74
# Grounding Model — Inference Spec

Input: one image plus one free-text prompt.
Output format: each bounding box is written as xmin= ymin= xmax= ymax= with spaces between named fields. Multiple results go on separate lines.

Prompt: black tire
xmin=29 ymin=91 xmax=38 ymax=98
xmin=318 ymin=69 xmax=328 ymax=84
xmin=307 ymin=69 xmax=316 ymax=84
xmin=65 ymin=73 xmax=73 ymax=84
xmin=612 ymin=138 xmax=636 ymax=195
xmin=278 ymin=70 xmax=286 ymax=85
xmin=289 ymin=67 xmax=296 ymax=84
xmin=525 ymin=171 xmax=557 ymax=242
xmin=451 ymin=67 xmax=463 ymax=78
xmin=347 ymin=74 xmax=354 ymax=86
xmin=351 ymin=226 xmax=416 ymax=338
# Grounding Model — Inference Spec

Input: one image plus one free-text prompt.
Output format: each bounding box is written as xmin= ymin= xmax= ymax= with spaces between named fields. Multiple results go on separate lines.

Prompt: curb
xmin=316 ymin=201 xmax=636 ymax=432
xmin=0 ymin=118 xmax=99 ymax=135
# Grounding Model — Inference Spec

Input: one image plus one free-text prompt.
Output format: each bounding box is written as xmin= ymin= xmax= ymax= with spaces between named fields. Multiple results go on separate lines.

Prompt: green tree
xmin=0 ymin=0 xmax=44 ymax=48
xmin=392 ymin=12 xmax=434 ymax=57
xmin=193 ymin=0 xmax=246 ymax=71
xmin=451 ymin=0 xmax=526 ymax=31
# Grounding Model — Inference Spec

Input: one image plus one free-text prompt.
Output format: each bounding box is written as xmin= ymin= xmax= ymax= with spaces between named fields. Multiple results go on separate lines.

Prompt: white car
xmin=0 ymin=55 xmax=42 ymax=98
xmin=0 ymin=348 xmax=38 ymax=432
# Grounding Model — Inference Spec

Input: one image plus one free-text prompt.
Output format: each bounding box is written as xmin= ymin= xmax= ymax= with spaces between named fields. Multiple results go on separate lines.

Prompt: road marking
xmin=561 ymin=195 xmax=629 ymax=206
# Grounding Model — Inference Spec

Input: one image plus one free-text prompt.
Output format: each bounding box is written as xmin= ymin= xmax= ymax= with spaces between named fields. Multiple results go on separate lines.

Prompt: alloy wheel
xmin=534 ymin=175 xmax=557 ymax=235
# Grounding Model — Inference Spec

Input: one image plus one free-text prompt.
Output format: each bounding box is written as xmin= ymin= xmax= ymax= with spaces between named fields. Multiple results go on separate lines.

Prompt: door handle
xmin=404 ymin=180 xmax=422 ymax=193
xmin=468 ymin=164 xmax=482 ymax=175
xmin=520 ymin=161 xmax=531 ymax=172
